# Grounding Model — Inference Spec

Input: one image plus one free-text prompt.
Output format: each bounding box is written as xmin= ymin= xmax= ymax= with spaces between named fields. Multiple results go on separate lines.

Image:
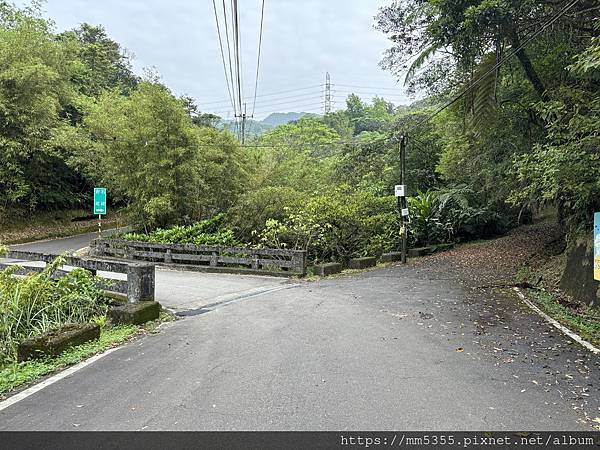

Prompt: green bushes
xmin=408 ymin=188 xmax=504 ymax=247
xmin=122 ymin=213 xmax=238 ymax=246
xmin=257 ymin=187 xmax=400 ymax=263
xmin=0 ymin=256 xmax=106 ymax=365
xmin=226 ymin=186 xmax=307 ymax=243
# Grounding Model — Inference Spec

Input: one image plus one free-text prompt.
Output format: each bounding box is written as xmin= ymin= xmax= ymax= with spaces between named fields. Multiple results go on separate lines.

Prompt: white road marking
xmin=513 ymin=287 xmax=599 ymax=354
xmin=0 ymin=346 xmax=122 ymax=412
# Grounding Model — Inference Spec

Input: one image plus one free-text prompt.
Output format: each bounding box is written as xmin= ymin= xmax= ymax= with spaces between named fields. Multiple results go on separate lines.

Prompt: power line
xmin=334 ymin=83 xmax=404 ymax=91
xmin=251 ymin=0 xmax=266 ymax=118
xmin=231 ymin=0 xmax=243 ymax=120
xmin=200 ymin=85 xmax=408 ymax=109
xmin=221 ymin=0 xmax=237 ymax=117
xmin=198 ymin=85 xmax=324 ymax=107
xmin=208 ymin=94 xmax=327 ymax=115
xmin=251 ymin=102 xmax=326 ymax=115
xmin=90 ymin=134 xmax=393 ymax=150
xmin=211 ymin=0 xmax=235 ymax=114
xmin=410 ymin=0 xmax=581 ymax=131
xmin=204 ymin=90 xmax=324 ymax=112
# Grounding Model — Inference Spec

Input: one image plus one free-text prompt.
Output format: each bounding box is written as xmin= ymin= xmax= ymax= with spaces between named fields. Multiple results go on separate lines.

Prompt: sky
xmin=16 ymin=0 xmax=412 ymax=120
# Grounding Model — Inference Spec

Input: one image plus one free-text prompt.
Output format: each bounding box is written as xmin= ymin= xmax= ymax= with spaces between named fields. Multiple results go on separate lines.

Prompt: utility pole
xmin=240 ymin=102 xmax=247 ymax=145
xmin=397 ymin=133 xmax=409 ymax=264
xmin=324 ymin=72 xmax=332 ymax=115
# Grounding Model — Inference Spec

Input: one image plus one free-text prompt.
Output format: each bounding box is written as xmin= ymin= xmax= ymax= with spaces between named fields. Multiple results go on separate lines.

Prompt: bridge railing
xmin=0 ymin=250 xmax=155 ymax=303
xmin=90 ymin=239 xmax=307 ymax=277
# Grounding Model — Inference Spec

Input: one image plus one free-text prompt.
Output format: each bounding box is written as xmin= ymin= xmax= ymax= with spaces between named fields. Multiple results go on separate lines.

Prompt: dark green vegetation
xmin=0 ymin=253 xmax=108 ymax=365
xmin=122 ymin=214 xmax=236 ymax=246
xmin=0 ymin=3 xmax=244 ymax=230
xmin=0 ymin=324 xmax=138 ymax=397
xmin=0 ymin=3 xmax=598 ymax=297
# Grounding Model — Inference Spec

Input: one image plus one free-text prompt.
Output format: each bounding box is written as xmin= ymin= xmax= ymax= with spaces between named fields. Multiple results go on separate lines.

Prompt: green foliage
xmin=510 ymin=86 xmax=600 ymax=227
xmin=66 ymin=82 xmax=244 ymax=229
xmin=61 ymin=23 xmax=138 ymax=98
xmin=257 ymin=188 xmax=400 ymax=263
xmin=246 ymin=117 xmax=341 ymax=195
xmin=0 ymin=324 xmax=137 ymax=395
xmin=408 ymin=188 xmax=503 ymax=247
xmin=0 ymin=255 xmax=107 ymax=364
xmin=0 ymin=2 xmax=86 ymax=212
xmin=510 ymin=31 xmax=600 ymax=228
xmin=408 ymin=190 xmax=448 ymax=246
xmin=227 ymin=186 xmax=307 ymax=243
xmin=122 ymin=214 xmax=237 ymax=246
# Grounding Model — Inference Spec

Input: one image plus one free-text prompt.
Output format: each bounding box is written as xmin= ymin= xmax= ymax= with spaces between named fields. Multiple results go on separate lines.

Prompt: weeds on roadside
xmin=0 ymin=255 xmax=107 ymax=365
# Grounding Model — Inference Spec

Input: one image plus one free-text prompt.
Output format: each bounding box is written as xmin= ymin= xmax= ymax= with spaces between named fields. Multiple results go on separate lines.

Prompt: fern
xmin=404 ymin=42 xmax=442 ymax=85
xmin=468 ymin=52 xmax=499 ymax=131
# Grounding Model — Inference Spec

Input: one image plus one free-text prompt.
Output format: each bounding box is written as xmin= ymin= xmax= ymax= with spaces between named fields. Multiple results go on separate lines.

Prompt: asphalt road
xmin=7 ymin=233 xmax=290 ymax=312
xmin=1 ymin=249 xmax=598 ymax=429
xmin=11 ymin=230 xmax=109 ymax=254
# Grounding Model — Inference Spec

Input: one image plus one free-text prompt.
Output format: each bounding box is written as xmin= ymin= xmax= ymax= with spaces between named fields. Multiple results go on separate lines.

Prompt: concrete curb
xmin=513 ymin=287 xmax=599 ymax=354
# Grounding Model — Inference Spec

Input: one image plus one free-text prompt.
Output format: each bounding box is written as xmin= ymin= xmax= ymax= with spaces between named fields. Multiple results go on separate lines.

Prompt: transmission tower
xmin=324 ymin=72 xmax=332 ymax=115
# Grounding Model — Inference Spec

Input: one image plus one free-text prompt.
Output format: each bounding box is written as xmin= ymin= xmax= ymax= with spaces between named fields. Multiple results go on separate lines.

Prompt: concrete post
xmin=126 ymin=263 xmax=155 ymax=303
xmin=292 ymin=251 xmax=307 ymax=276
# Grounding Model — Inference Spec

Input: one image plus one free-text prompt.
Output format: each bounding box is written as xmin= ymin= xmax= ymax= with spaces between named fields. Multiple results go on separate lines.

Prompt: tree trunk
xmin=506 ymin=26 xmax=547 ymax=99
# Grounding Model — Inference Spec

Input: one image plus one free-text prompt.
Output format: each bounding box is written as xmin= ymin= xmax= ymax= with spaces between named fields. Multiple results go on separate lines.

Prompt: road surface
xmin=6 ymin=233 xmax=291 ymax=312
xmin=0 ymin=234 xmax=598 ymax=430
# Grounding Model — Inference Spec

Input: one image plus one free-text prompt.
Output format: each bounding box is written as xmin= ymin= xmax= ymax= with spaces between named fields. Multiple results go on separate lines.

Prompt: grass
xmin=524 ymin=288 xmax=600 ymax=348
xmin=0 ymin=311 xmax=176 ymax=399
xmin=0 ymin=325 xmax=138 ymax=398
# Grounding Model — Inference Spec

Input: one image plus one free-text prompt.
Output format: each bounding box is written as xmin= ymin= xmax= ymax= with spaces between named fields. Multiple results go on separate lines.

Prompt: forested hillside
xmin=0 ymin=1 xmax=598 ymax=268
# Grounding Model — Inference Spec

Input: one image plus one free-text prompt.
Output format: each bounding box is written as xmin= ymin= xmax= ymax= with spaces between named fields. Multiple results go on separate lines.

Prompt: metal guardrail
xmin=91 ymin=239 xmax=307 ymax=277
xmin=0 ymin=250 xmax=155 ymax=303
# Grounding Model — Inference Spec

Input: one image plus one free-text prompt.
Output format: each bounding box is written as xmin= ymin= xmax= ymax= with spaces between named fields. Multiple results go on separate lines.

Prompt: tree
xmin=375 ymin=0 xmax=596 ymax=99
xmin=75 ymin=82 xmax=206 ymax=229
xmin=60 ymin=23 xmax=138 ymax=97
xmin=0 ymin=2 xmax=85 ymax=213
xmin=510 ymin=27 xmax=600 ymax=227
xmin=248 ymin=116 xmax=341 ymax=193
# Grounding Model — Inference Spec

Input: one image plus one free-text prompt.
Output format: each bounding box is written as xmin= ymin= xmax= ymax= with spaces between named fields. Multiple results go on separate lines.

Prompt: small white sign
xmin=394 ymin=185 xmax=406 ymax=197
xmin=401 ymin=208 xmax=410 ymax=217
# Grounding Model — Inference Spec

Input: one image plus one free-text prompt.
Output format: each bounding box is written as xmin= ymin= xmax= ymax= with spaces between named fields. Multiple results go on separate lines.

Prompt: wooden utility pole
xmin=399 ymin=134 xmax=408 ymax=264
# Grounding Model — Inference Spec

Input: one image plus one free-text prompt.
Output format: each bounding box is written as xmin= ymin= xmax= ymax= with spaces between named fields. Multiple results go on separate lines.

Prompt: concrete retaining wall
xmin=560 ymin=236 xmax=598 ymax=307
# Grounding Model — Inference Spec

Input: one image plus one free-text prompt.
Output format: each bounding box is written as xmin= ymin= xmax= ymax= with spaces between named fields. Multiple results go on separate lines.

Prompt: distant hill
xmin=219 ymin=111 xmax=319 ymax=136
xmin=261 ymin=112 xmax=315 ymax=127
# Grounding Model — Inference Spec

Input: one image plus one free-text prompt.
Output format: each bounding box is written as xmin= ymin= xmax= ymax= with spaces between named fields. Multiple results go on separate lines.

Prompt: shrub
xmin=407 ymin=188 xmax=504 ymax=247
xmin=0 ymin=256 xmax=107 ymax=364
xmin=122 ymin=213 xmax=238 ymax=246
xmin=227 ymin=186 xmax=307 ymax=242
xmin=257 ymin=187 xmax=401 ymax=263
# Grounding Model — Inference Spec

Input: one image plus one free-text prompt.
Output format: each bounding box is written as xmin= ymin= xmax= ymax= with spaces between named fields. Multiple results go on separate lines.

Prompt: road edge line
xmin=513 ymin=287 xmax=599 ymax=355
xmin=0 ymin=346 xmax=122 ymax=412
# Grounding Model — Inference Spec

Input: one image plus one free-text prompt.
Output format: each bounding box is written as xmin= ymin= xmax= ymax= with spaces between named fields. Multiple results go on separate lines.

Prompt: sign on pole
xmin=594 ymin=212 xmax=600 ymax=281
xmin=94 ymin=188 xmax=107 ymax=215
xmin=394 ymin=185 xmax=406 ymax=197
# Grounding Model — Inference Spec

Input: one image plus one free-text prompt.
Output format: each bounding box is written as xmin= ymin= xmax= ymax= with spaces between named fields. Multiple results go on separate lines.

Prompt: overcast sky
xmin=17 ymin=0 xmax=411 ymax=119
